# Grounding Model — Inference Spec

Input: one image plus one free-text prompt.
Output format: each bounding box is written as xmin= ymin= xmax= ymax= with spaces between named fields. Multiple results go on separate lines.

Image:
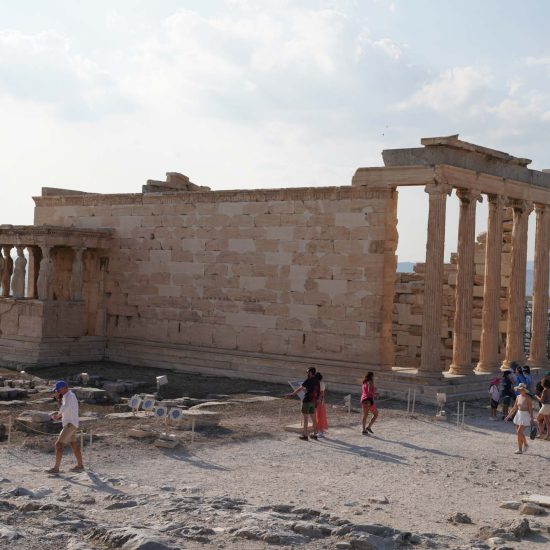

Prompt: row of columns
xmin=419 ymin=182 xmax=549 ymax=377
xmin=0 ymin=245 xmax=86 ymax=301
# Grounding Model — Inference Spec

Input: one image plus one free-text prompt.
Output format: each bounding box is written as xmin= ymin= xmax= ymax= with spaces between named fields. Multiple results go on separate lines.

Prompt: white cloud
xmin=398 ymin=66 xmax=492 ymax=113
xmin=525 ymin=56 xmax=550 ymax=66
xmin=372 ymin=38 xmax=402 ymax=60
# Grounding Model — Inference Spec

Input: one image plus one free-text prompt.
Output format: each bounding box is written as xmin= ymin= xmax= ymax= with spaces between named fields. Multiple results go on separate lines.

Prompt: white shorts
xmin=513 ymin=411 xmax=532 ymax=427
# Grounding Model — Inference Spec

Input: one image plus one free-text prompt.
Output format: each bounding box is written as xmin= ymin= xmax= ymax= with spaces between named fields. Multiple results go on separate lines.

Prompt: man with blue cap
xmin=47 ymin=381 xmax=84 ymax=474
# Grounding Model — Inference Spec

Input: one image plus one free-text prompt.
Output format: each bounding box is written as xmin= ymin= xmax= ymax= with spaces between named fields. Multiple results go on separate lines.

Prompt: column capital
xmin=487 ymin=194 xmax=507 ymax=207
xmin=425 ymin=182 xmax=452 ymax=196
xmin=455 ymin=188 xmax=483 ymax=203
xmin=534 ymin=202 xmax=549 ymax=214
xmin=510 ymin=199 xmax=533 ymax=215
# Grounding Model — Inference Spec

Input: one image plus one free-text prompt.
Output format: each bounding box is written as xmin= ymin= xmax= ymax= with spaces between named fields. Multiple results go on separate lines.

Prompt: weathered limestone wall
xmin=0 ymin=300 xmax=105 ymax=366
xmin=393 ymin=209 xmax=513 ymax=370
xmin=33 ymin=186 xmax=397 ymax=382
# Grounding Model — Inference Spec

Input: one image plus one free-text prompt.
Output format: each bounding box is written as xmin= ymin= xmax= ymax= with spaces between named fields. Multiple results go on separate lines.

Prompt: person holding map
xmin=285 ymin=367 xmax=320 ymax=441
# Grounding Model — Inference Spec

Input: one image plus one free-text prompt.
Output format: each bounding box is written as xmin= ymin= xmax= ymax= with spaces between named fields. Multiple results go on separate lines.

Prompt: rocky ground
xmin=1 ymin=364 xmax=550 ymax=549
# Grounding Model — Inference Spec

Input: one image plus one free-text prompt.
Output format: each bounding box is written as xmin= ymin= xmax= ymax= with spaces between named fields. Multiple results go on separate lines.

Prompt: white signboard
xmin=288 ymin=379 xmax=305 ymax=401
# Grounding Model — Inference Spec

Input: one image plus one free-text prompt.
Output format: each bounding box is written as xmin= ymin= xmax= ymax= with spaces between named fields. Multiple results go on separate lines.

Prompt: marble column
xmin=419 ymin=182 xmax=452 ymax=376
xmin=449 ymin=189 xmax=481 ymax=375
xmin=70 ymin=247 xmax=85 ymax=300
xmin=476 ymin=194 xmax=505 ymax=373
xmin=1 ymin=245 xmax=13 ymax=297
xmin=503 ymin=200 xmax=533 ymax=369
xmin=527 ymin=204 xmax=550 ymax=369
xmin=36 ymin=246 xmax=53 ymax=301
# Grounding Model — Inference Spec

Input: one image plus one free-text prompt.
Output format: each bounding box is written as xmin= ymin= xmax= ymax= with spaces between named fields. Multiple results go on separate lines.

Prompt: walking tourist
xmin=522 ymin=365 xmax=534 ymax=394
xmin=47 ymin=381 xmax=84 ymax=473
xmin=500 ymin=371 xmax=515 ymax=420
xmin=285 ymin=367 xmax=320 ymax=441
xmin=514 ymin=366 xmax=528 ymax=393
xmin=505 ymin=383 xmax=534 ymax=454
xmin=360 ymin=372 xmax=379 ymax=435
xmin=489 ymin=377 xmax=500 ymax=421
xmin=315 ymin=372 xmax=328 ymax=437
xmin=536 ymin=377 xmax=550 ymax=440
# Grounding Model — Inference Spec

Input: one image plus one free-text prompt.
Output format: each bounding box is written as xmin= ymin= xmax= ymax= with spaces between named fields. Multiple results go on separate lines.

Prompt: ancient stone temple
xmin=0 ymin=136 xmax=547 ymax=400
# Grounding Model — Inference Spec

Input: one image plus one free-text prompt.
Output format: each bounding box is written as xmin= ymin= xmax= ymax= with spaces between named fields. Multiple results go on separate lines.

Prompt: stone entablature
xmin=0 ymin=225 xmax=112 ymax=249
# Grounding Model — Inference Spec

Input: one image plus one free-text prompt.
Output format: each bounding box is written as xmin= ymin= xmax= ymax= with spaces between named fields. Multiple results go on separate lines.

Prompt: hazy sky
xmin=2 ymin=0 xmax=550 ymax=261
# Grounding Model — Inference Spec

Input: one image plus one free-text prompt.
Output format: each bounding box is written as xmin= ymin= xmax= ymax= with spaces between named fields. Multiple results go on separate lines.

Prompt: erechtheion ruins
xmin=1 ymin=136 xmax=549 ymax=400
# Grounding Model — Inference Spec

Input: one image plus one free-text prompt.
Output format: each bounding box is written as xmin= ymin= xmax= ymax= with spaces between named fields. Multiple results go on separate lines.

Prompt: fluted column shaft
xmin=419 ymin=182 xmax=451 ymax=376
xmin=476 ymin=194 xmax=505 ymax=373
xmin=528 ymin=204 xmax=550 ymax=368
xmin=503 ymin=201 xmax=533 ymax=369
xmin=449 ymin=189 xmax=481 ymax=374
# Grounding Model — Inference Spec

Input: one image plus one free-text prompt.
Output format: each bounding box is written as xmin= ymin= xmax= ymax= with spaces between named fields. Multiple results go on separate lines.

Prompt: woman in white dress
xmin=505 ymin=383 xmax=534 ymax=454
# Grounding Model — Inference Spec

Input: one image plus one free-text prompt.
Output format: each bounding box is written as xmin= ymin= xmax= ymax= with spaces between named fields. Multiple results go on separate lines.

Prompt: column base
xmin=448 ymin=363 xmax=473 ymax=375
xmin=474 ymin=361 xmax=501 ymax=375
xmin=526 ymin=357 xmax=549 ymax=370
xmin=500 ymin=358 xmax=526 ymax=371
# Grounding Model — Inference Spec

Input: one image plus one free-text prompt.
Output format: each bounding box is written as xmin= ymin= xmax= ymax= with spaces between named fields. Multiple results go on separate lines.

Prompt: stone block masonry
xmin=33 ymin=185 xmax=397 ymax=380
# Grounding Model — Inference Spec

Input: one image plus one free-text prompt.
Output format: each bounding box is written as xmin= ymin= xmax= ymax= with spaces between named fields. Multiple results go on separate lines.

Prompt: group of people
xmin=488 ymin=363 xmax=550 ymax=454
xmin=285 ymin=367 xmax=328 ymax=440
xmin=285 ymin=368 xmax=380 ymax=441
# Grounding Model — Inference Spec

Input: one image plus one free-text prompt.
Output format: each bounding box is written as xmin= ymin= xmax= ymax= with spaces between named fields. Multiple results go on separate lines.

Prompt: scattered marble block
xmin=0 ymin=400 xmax=26 ymax=408
xmin=19 ymin=410 xmax=52 ymax=423
xmin=0 ymin=388 xmax=28 ymax=400
xmin=73 ymin=387 xmax=109 ymax=404
xmin=104 ymin=411 xmax=151 ymax=420
xmin=128 ymin=425 xmax=155 ymax=439
xmin=179 ymin=410 xmax=221 ymax=430
xmin=522 ymin=495 xmax=550 ymax=508
xmin=189 ymin=401 xmax=232 ymax=411
xmin=154 ymin=433 xmax=178 ymax=448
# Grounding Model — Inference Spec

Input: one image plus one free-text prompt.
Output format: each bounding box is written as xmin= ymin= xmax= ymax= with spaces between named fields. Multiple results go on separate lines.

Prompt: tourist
xmin=284 ymin=367 xmax=319 ymax=441
xmin=505 ymin=383 xmax=534 ymax=454
xmin=47 ymin=381 xmax=84 ymax=473
xmin=515 ymin=366 xmax=528 ymax=392
xmin=360 ymin=372 xmax=379 ymax=435
xmin=536 ymin=377 xmax=550 ymax=440
xmin=522 ymin=365 xmax=534 ymax=394
xmin=489 ymin=377 xmax=500 ymax=421
xmin=500 ymin=371 xmax=515 ymax=420
xmin=315 ymin=373 xmax=328 ymax=438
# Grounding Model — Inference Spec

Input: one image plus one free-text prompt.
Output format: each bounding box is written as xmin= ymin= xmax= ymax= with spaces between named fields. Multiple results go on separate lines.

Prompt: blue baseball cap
xmin=52 ymin=380 xmax=67 ymax=392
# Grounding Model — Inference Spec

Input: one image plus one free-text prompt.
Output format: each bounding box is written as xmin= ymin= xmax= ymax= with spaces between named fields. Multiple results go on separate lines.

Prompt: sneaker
xmin=317 ymin=431 xmax=324 ymax=438
xmin=299 ymin=435 xmax=308 ymax=441
xmin=361 ymin=429 xmax=368 ymax=435
xmin=310 ymin=434 xmax=318 ymax=441
xmin=367 ymin=427 xmax=374 ymax=434
xmin=514 ymin=450 xmax=522 ymax=454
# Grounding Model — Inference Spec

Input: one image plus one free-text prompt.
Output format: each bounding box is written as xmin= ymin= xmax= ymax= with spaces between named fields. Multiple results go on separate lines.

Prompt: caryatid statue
xmin=11 ymin=246 xmax=27 ymax=299
xmin=1 ymin=246 xmax=13 ymax=297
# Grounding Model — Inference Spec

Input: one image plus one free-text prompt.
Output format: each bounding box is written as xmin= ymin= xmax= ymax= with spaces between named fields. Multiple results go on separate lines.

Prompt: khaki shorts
xmin=57 ymin=423 xmax=78 ymax=444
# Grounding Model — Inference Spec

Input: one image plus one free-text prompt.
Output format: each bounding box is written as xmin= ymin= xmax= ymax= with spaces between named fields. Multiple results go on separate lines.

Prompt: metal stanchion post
xmin=456 ymin=402 xmax=460 ymax=427
xmin=411 ymin=390 xmax=416 ymax=416
xmin=406 ymin=389 xmax=411 ymax=414
xmin=462 ymin=402 xmax=466 ymax=428
xmin=7 ymin=415 xmax=12 ymax=448
xmin=88 ymin=431 xmax=93 ymax=467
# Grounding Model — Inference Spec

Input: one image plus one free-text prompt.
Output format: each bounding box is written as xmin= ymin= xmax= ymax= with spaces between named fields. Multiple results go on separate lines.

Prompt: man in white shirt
xmin=47 ymin=381 xmax=84 ymax=474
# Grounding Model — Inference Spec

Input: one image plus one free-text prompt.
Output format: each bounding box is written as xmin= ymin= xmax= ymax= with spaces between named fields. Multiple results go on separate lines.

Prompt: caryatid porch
xmin=353 ymin=135 xmax=550 ymax=379
xmin=0 ymin=225 xmax=112 ymax=365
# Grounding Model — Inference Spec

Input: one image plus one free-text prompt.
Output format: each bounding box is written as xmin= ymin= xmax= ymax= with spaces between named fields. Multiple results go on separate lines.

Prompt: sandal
xmin=69 ymin=465 xmax=84 ymax=472
xmin=46 ymin=468 xmax=60 ymax=474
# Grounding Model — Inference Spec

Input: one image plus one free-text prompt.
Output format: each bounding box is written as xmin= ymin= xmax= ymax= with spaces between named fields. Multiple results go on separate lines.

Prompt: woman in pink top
xmin=361 ymin=371 xmax=379 ymax=435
